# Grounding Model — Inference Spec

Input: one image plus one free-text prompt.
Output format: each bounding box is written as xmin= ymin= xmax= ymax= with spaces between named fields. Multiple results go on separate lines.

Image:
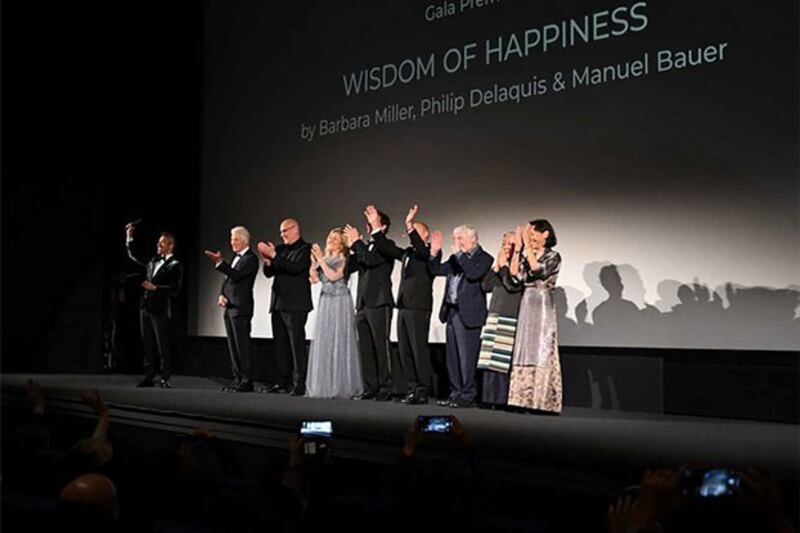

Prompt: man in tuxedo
xmin=429 ymin=225 xmax=493 ymax=408
xmin=344 ymin=207 xmax=396 ymax=401
xmin=125 ymin=224 xmax=184 ymax=388
xmin=257 ymin=218 xmax=312 ymax=396
xmin=205 ymin=226 xmax=258 ymax=392
xmin=371 ymin=205 xmax=435 ymax=404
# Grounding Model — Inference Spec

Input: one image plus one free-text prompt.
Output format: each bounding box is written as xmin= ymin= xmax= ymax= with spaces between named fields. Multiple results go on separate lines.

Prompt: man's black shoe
xmin=289 ymin=386 xmax=305 ymax=397
xmin=137 ymin=379 xmax=155 ymax=388
xmin=158 ymin=379 xmax=172 ymax=389
xmin=266 ymin=383 xmax=290 ymax=394
xmin=455 ymin=399 xmax=476 ymax=409
xmin=352 ymin=390 xmax=377 ymax=400
xmin=407 ymin=394 xmax=430 ymax=405
xmin=436 ymin=398 xmax=456 ymax=407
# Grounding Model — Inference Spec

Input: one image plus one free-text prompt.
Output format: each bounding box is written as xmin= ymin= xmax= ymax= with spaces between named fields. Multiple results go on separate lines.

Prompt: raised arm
xmin=125 ymin=223 xmax=148 ymax=266
xmin=372 ymin=231 xmax=405 ymax=261
xmin=408 ymin=229 xmax=431 ymax=260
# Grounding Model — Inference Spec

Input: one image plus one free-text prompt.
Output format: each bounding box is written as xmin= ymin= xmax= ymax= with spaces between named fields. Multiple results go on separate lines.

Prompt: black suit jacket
xmin=217 ymin=249 xmax=258 ymax=318
xmin=263 ymin=239 xmax=313 ymax=313
xmin=126 ymin=241 xmax=183 ymax=318
xmin=349 ymin=234 xmax=395 ymax=310
xmin=373 ymin=229 xmax=434 ymax=311
xmin=429 ymin=246 xmax=493 ymax=328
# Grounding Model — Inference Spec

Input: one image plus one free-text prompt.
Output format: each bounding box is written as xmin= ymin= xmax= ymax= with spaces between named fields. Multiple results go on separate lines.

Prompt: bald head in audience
xmin=59 ymin=473 xmax=119 ymax=520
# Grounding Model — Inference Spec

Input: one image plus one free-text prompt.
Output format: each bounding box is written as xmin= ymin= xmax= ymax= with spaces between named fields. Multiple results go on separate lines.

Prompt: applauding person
xmin=258 ymin=218 xmax=312 ymax=396
xmin=305 ymin=229 xmax=362 ymax=399
xmin=429 ymin=225 xmax=493 ymax=408
xmin=344 ymin=207 xmax=396 ymax=401
xmin=371 ymin=205 xmax=435 ymax=404
xmin=507 ymin=220 xmax=563 ymax=413
xmin=204 ymin=226 xmax=258 ymax=392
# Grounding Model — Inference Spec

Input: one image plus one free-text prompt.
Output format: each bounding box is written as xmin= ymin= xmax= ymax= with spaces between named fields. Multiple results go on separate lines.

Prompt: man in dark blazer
xmin=257 ymin=218 xmax=312 ymax=396
xmin=344 ymin=207 xmax=396 ymax=401
xmin=429 ymin=225 xmax=493 ymax=408
xmin=371 ymin=205 xmax=435 ymax=404
xmin=125 ymin=224 xmax=184 ymax=388
xmin=204 ymin=226 xmax=259 ymax=392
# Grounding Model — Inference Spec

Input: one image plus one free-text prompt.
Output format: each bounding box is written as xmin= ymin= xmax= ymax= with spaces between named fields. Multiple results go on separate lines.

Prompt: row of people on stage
xmin=125 ymin=205 xmax=562 ymax=413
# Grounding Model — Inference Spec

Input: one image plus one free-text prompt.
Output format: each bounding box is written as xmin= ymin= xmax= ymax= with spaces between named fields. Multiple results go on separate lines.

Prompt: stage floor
xmin=3 ymin=373 xmax=798 ymax=494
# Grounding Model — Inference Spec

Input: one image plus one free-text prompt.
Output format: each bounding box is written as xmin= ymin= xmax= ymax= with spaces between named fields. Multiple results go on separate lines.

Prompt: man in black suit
xmin=204 ymin=226 xmax=259 ymax=392
xmin=125 ymin=224 xmax=184 ymax=388
xmin=429 ymin=225 xmax=493 ymax=408
xmin=371 ymin=205 xmax=435 ymax=404
xmin=257 ymin=218 xmax=312 ymax=396
xmin=344 ymin=207 xmax=396 ymax=401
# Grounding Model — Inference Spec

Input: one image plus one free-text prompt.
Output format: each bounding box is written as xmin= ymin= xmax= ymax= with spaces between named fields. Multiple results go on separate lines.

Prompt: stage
xmin=3 ymin=373 xmax=798 ymax=497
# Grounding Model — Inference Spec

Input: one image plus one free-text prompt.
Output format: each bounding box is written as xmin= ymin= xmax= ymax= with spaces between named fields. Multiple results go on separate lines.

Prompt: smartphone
xmin=682 ymin=468 xmax=741 ymax=498
xmin=300 ymin=420 xmax=333 ymax=439
xmin=418 ymin=415 xmax=454 ymax=433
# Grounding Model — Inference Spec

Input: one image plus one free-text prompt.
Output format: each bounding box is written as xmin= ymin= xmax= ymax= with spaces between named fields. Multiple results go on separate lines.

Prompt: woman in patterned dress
xmin=477 ymin=232 xmax=523 ymax=407
xmin=507 ymin=220 xmax=563 ymax=414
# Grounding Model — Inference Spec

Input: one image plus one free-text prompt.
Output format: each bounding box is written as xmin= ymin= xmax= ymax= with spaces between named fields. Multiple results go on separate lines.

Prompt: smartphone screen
xmin=300 ymin=420 xmax=333 ymax=439
xmin=419 ymin=416 xmax=453 ymax=433
xmin=697 ymin=469 xmax=740 ymax=497
xmin=682 ymin=468 xmax=741 ymax=498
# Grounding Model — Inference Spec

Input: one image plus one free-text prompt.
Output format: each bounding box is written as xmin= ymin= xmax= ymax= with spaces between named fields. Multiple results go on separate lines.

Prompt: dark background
xmin=2 ymin=2 xmax=202 ymax=372
xmin=2 ymin=1 xmax=797 ymax=422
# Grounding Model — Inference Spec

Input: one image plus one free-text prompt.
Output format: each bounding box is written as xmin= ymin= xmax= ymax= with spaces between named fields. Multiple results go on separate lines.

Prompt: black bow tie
xmin=154 ymin=255 xmax=165 ymax=262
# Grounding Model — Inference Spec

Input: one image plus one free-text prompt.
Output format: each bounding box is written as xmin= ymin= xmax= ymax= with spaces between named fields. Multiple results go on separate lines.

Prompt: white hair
xmin=452 ymin=224 xmax=478 ymax=242
xmin=230 ymin=226 xmax=251 ymax=243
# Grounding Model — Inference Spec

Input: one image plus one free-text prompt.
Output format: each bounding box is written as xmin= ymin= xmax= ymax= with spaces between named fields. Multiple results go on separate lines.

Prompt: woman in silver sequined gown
xmin=305 ymin=229 xmax=363 ymax=399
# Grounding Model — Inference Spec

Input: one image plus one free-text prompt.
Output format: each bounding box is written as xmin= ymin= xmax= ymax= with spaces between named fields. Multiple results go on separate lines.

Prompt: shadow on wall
xmin=557 ymin=263 xmax=800 ymax=350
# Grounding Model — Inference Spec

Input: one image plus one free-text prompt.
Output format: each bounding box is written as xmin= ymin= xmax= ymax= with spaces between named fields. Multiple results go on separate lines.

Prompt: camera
xmin=681 ymin=468 xmax=741 ymax=498
xmin=418 ymin=415 xmax=454 ymax=433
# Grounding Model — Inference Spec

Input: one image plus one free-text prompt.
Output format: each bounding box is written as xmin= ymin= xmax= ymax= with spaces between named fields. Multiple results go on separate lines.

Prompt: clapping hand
xmin=514 ymin=225 xmax=524 ymax=250
xmin=204 ymin=250 xmax=223 ymax=263
xmin=217 ymin=294 xmax=228 ymax=308
xmin=257 ymin=241 xmax=276 ymax=260
xmin=343 ymin=224 xmax=361 ymax=245
xmin=430 ymin=230 xmax=443 ymax=255
xmin=125 ymin=223 xmax=135 ymax=240
xmin=364 ymin=205 xmax=381 ymax=231
xmin=311 ymin=243 xmax=324 ymax=262
xmin=142 ymin=280 xmax=157 ymax=291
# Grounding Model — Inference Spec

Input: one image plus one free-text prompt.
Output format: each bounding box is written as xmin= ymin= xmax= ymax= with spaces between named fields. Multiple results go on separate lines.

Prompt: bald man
xmin=59 ymin=473 xmax=119 ymax=522
xmin=258 ymin=219 xmax=312 ymax=395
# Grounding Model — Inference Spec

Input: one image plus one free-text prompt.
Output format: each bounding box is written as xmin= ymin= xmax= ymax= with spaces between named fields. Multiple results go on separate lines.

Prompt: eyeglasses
xmin=279 ymin=225 xmax=297 ymax=234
